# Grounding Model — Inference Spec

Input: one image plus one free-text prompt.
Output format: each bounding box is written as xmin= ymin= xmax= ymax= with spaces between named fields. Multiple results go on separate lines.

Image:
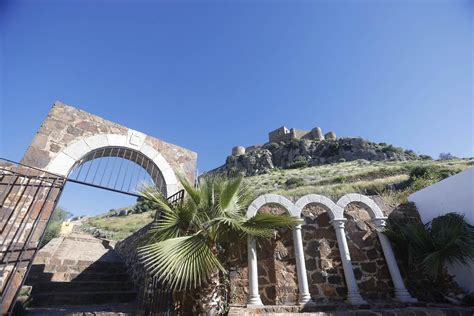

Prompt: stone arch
xmin=246 ymin=193 xmax=295 ymax=219
xmin=336 ymin=193 xmax=385 ymax=219
xmin=336 ymin=193 xmax=417 ymax=302
xmin=44 ymin=134 xmax=179 ymax=196
xmin=294 ymin=194 xmax=344 ymax=220
xmin=20 ymin=102 xmax=197 ymax=198
xmin=246 ymin=193 xmax=298 ymax=305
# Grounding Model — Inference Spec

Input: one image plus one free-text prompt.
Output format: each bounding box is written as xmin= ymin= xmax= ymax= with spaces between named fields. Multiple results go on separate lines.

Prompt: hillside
xmin=80 ymin=158 xmax=474 ymax=240
xmin=242 ymin=158 xmax=474 ymax=202
xmin=210 ymin=137 xmax=428 ymax=177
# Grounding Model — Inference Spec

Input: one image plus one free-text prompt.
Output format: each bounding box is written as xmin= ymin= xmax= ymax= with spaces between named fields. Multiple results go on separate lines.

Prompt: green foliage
xmin=288 ymin=138 xmax=301 ymax=149
xmin=134 ymin=196 xmax=157 ymax=213
xmin=384 ymin=213 xmax=474 ymax=281
xmin=407 ymin=165 xmax=459 ymax=192
xmin=419 ymin=154 xmax=433 ymax=160
xmin=40 ymin=207 xmax=71 ymax=248
xmin=285 ymin=177 xmax=305 ymax=188
xmin=382 ymin=144 xmax=404 ymax=154
xmin=138 ymin=175 xmax=301 ymax=292
xmin=264 ymin=142 xmax=280 ymax=151
xmin=287 ymin=156 xmax=308 ymax=169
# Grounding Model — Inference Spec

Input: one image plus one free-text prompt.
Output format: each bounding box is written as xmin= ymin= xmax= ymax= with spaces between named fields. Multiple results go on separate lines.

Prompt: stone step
xmin=29 ymin=262 xmax=128 ymax=275
xmin=26 ymin=271 xmax=131 ymax=282
xmin=26 ymin=302 xmax=140 ymax=315
xmin=31 ymin=281 xmax=135 ymax=293
xmin=30 ymin=291 xmax=138 ymax=306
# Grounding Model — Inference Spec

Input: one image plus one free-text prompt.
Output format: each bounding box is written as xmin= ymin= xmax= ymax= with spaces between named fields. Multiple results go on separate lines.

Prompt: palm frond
xmin=219 ymin=177 xmax=242 ymax=211
xmin=178 ymin=174 xmax=201 ymax=206
xmin=242 ymin=213 xmax=302 ymax=237
xmin=138 ymin=234 xmax=225 ymax=290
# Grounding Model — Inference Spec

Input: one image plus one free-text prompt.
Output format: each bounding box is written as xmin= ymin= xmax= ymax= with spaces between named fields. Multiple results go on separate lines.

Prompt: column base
xmin=247 ymin=294 xmax=264 ymax=307
xmin=395 ymin=289 xmax=418 ymax=303
xmin=346 ymin=292 xmax=367 ymax=305
xmin=298 ymin=293 xmax=312 ymax=305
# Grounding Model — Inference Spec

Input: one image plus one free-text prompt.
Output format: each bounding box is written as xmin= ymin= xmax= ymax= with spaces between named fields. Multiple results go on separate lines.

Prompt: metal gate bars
xmin=0 ymin=158 xmax=66 ymax=315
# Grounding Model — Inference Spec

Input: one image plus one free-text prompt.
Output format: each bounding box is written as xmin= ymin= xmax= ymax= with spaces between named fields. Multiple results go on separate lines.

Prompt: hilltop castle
xmin=232 ymin=126 xmax=337 ymax=156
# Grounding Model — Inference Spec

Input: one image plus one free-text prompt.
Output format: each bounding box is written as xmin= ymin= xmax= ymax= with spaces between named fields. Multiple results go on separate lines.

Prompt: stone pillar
xmin=372 ymin=218 xmax=417 ymax=303
xmin=331 ymin=219 xmax=366 ymax=305
xmin=247 ymin=236 xmax=263 ymax=306
xmin=292 ymin=224 xmax=312 ymax=304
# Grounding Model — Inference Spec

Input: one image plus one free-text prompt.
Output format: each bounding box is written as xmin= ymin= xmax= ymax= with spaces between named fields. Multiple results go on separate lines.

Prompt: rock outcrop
xmin=210 ymin=138 xmax=421 ymax=176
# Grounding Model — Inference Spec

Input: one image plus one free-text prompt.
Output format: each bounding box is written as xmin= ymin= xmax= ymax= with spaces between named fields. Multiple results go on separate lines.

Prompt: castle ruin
xmin=232 ymin=126 xmax=337 ymax=156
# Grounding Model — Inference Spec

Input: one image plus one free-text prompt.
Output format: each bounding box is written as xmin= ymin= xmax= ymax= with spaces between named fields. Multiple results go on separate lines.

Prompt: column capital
xmin=372 ymin=217 xmax=388 ymax=228
xmin=331 ymin=218 xmax=347 ymax=229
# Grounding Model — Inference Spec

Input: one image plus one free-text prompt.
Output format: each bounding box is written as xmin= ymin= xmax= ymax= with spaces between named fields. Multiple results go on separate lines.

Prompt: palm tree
xmin=138 ymin=175 xmax=301 ymax=315
xmin=385 ymin=212 xmax=474 ymax=281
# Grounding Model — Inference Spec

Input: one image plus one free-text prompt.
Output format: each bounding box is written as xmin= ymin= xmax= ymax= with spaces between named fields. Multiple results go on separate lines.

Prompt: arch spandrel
xmin=336 ymin=193 xmax=385 ymax=219
xmin=20 ymin=101 xmax=197 ymax=197
xmin=246 ymin=194 xmax=296 ymax=219
xmin=294 ymin=194 xmax=344 ymax=220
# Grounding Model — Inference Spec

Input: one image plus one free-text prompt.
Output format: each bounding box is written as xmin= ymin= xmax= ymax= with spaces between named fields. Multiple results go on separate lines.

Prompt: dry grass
xmin=243 ymin=158 xmax=474 ymax=201
xmin=86 ymin=211 xmax=155 ymax=240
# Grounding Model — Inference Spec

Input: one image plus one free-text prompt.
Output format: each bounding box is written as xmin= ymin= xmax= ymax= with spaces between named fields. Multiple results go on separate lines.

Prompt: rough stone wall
xmin=21 ymin=101 xmax=197 ymax=184
xmin=301 ymin=205 xmax=346 ymax=302
xmin=344 ymin=204 xmax=393 ymax=300
xmin=229 ymin=202 xmax=395 ymax=306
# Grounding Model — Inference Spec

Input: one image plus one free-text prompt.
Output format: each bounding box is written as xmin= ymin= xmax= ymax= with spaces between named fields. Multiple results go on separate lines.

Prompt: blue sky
xmin=1 ymin=0 xmax=472 ymax=215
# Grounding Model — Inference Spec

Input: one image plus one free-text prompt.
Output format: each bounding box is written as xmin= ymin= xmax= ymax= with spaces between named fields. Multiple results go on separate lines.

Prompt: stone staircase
xmin=23 ymin=231 xmax=138 ymax=314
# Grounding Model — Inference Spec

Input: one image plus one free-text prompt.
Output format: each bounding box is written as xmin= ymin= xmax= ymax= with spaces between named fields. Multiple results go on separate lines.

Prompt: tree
xmin=439 ymin=152 xmax=457 ymax=160
xmin=40 ymin=207 xmax=72 ymax=247
xmin=138 ymin=176 xmax=301 ymax=314
xmin=385 ymin=213 xmax=474 ymax=281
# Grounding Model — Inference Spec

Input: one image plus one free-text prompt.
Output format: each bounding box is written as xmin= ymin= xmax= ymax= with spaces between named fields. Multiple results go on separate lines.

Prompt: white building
xmin=408 ymin=166 xmax=474 ymax=292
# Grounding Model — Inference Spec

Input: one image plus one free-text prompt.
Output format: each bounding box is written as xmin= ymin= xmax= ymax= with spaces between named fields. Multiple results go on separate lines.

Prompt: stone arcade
xmin=244 ymin=193 xmax=416 ymax=307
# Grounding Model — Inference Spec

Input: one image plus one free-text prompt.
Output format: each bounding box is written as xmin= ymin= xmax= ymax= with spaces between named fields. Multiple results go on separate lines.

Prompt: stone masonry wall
xmin=21 ymin=101 xmax=197 ymax=184
xmin=229 ymin=201 xmax=395 ymax=306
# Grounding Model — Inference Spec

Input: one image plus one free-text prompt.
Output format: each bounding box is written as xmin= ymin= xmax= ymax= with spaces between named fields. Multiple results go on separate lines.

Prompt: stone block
xmin=46 ymin=152 xmax=75 ymax=176
xmin=62 ymin=139 xmax=90 ymax=160
xmin=83 ymin=134 xmax=109 ymax=150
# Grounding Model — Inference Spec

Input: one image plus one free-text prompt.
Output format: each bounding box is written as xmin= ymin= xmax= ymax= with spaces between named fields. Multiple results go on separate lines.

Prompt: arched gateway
xmin=0 ymin=101 xmax=197 ymax=314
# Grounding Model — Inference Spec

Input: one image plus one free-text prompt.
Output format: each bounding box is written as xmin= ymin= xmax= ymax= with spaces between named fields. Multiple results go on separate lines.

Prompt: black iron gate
xmin=0 ymin=158 xmax=66 ymax=315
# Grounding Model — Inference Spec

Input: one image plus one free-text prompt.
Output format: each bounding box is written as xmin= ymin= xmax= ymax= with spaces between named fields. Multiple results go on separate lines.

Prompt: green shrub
xmin=40 ymin=207 xmax=71 ymax=247
xmin=419 ymin=154 xmax=433 ymax=160
xmin=287 ymin=156 xmax=308 ymax=169
xmin=382 ymin=144 xmax=404 ymax=154
xmin=285 ymin=177 xmax=305 ymax=188
xmin=409 ymin=166 xmax=433 ymax=179
xmin=385 ymin=213 xmax=474 ymax=281
xmin=288 ymin=139 xmax=301 ymax=149
xmin=265 ymin=142 xmax=280 ymax=151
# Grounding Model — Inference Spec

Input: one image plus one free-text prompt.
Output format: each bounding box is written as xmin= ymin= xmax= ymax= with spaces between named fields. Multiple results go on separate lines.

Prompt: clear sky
xmin=1 ymin=0 xmax=473 ymax=215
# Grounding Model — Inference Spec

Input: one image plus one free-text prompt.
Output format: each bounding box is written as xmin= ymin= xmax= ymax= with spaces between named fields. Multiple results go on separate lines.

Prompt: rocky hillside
xmin=77 ymin=158 xmax=474 ymax=241
xmin=210 ymin=137 xmax=428 ymax=176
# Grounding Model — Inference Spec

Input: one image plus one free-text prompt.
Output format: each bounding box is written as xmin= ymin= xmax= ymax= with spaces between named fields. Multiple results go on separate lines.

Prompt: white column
xmin=247 ymin=236 xmax=263 ymax=306
xmin=331 ymin=219 xmax=366 ymax=305
xmin=292 ymin=224 xmax=312 ymax=304
xmin=373 ymin=218 xmax=417 ymax=303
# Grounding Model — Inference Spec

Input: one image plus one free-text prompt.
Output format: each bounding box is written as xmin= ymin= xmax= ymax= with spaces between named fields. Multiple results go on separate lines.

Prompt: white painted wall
xmin=408 ymin=166 xmax=474 ymax=292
